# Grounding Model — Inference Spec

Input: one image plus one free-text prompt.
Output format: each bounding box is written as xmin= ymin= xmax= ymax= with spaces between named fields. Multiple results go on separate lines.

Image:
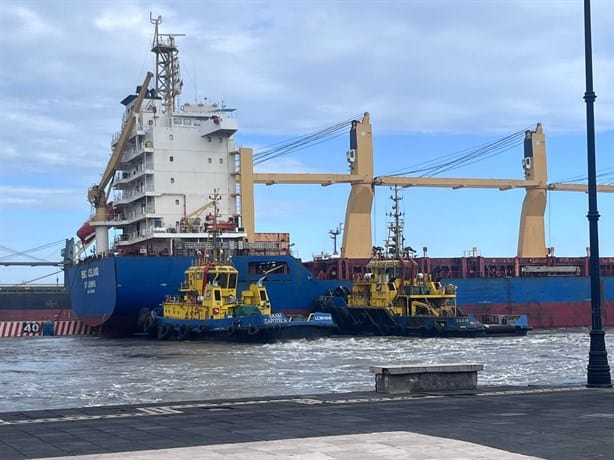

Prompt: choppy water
xmin=0 ymin=329 xmax=610 ymax=412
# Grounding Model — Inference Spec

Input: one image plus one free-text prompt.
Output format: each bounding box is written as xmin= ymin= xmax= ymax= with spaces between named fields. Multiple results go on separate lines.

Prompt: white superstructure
xmin=75 ymin=15 xmax=288 ymax=261
xmin=110 ymin=95 xmax=241 ymax=255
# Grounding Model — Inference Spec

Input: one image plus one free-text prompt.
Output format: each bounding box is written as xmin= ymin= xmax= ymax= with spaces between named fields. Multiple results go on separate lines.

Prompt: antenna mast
xmin=329 ymin=223 xmax=342 ymax=255
xmin=150 ymin=13 xmax=185 ymax=112
xmin=209 ymin=189 xmax=222 ymax=262
xmin=385 ymin=186 xmax=405 ymax=258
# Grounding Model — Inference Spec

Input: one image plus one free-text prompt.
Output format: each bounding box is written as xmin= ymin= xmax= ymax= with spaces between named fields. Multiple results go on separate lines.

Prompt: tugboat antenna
xmin=329 ymin=223 xmax=342 ymax=255
xmin=385 ymin=186 xmax=405 ymax=258
xmin=209 ymin=189 xmax=222 ymax=262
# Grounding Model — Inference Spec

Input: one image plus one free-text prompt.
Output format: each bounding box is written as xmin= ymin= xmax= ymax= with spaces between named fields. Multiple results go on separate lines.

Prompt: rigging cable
xmin=0 ymin=240 xmax=66 ymax=263
xmin=252 ymin=115 xmax=362 ymax=166
xmin=554 ymin=166 xmax=614 ymax=186
xmin=9 ymin=270 xmax=65 ymax=286
xmin=381 ymin=127 xmax=530 ymax=178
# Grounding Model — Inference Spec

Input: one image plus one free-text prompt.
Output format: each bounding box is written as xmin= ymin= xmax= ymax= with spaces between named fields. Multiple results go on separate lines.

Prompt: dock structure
xmin=2 ymin=385 xmax=614 ymax=459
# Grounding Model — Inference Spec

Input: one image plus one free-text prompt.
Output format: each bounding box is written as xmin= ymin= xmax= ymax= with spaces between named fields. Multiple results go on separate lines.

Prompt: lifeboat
xmin=76 ymin=204 xmax=117 ymax=244
xmin=77 ymin=221 xmax=95 ymax=244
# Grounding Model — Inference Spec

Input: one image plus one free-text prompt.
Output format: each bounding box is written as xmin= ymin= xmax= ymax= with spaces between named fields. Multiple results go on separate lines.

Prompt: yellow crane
xmin=236 ymin=114 xmax=614 ymax=259
xmin=87 ymin=71 xmax=153 ymax=255
xmin=179 ymin=200 xmax=216 ymax=233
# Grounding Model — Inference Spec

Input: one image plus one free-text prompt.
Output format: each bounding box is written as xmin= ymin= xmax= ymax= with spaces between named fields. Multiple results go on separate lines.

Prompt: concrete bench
xmin=369 ymin=363 xmax=484 ymax=394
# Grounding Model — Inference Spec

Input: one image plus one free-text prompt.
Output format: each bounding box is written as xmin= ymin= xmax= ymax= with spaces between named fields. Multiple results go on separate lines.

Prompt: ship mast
xmin=209 ymin=189 xmax=222 ymax=263
xmin=150 ymin=13 xmax=184 ymax=112
xmin=385 ymin=186 xmax=405 ymax=259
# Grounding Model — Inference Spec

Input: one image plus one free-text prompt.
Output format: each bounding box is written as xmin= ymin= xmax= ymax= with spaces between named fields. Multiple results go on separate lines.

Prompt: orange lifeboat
xmin=77 ymin=221 xmax=95 ymax=244
xmin=77 ymin=204 xmax=117 ymax=244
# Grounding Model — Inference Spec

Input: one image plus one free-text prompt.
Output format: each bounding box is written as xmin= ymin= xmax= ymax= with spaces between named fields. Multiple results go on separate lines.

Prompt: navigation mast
xmin=329 ymin=224 xmax=342 ymax=255
xmin=385 ymin=186 xmax=405 ymax=258
xmin=209 ymin=189 xmax=222 ymax=262
xmin=150 ymin=13 xmax=184 ymax=112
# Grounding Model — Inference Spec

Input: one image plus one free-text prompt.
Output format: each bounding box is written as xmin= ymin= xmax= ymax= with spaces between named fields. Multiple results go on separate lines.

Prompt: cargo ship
xmin=63 ymin=16 xmax=350 ymax=337
xmin=64 ymin=15 xmax=613 ymax=337
xmin=0 ymin=284 xmax=73 ymax=322
xmin=0 ymin=284 xmax=95 ymax=337
xmin=305 ymin=249 xmax=614 ymax=330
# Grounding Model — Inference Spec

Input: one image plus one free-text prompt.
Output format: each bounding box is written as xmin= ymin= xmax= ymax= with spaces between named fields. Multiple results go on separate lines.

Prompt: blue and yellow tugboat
xmin=139 ymin=192 xmax=336 ymax=343
xmin=316 ymin=187 xmax=486 ymax=338
xmin=319 ymin=258 xmax=486 ymax=337
xmin=140 ymin=259 xmax=336 ymax=342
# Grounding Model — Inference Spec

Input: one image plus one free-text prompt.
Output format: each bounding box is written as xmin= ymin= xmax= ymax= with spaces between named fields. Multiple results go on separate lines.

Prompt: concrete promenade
xmin=1 ymin=385 xmax=614 ymax=459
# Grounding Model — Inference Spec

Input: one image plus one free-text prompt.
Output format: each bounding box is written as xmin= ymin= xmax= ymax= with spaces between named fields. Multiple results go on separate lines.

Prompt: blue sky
xmin=0 ymin=0 xmax=613 ymax=284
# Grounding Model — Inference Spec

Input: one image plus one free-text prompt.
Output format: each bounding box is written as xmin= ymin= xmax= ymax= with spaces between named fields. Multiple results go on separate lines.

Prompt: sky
xmin=0 ymin=0 xmax=613 ymax=284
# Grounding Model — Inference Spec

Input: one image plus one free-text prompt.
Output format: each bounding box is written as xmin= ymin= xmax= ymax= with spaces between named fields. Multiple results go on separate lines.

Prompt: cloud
xmin=2 ymin=0 xmax=614 ymax=275
xmin=0 ymin=185 xmax=84 ymax=209
xmin=0 ymin=5 xmax=63 ymax=43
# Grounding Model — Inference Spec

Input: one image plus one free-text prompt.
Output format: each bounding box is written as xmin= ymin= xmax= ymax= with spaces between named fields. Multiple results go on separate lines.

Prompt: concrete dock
xmin=1 ymin=385 xmax=614 ymax=459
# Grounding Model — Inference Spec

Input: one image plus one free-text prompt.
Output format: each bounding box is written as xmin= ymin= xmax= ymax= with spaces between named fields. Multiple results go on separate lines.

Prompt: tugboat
xmin=318 ymin=258 xmax=486 ymax=337
xmin=470 ymin=314 xmax=530 ymax=336
xmin=139 ymin=191 xmax=337 ymax=343
xmin=316 ymin=187 xmax=487 ymax=338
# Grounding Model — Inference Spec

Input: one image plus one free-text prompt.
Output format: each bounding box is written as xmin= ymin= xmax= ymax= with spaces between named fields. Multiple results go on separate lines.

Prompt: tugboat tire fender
xmin=248 ymin=324 xmax=259 ymax=335
xmin=138 ymin=307 xmax=151 ymax=330
xmin=227 ymin=325 xmax=236 ymax=336
xmin=143 ymin=314 xmax=156 ymax=332
xmin=177 ymin=325 xmax=192 ymax=341
xmin=157 ymin=324 xmax=172 ymax=340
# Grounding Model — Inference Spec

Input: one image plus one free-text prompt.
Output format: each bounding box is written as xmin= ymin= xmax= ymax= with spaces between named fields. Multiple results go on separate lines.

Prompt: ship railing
xmin=114 ymin=190 xmax=148 ymax=204
xmin=164 ymin=295 xmax=185 ymax=304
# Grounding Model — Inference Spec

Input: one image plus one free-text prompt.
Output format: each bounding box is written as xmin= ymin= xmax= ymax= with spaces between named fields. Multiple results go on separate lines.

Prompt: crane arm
xmin=373 ymin=176 xmax=541 ymax=190
xmin=548 ymin=183 xmax=614 ymax=193
xmin=88 ymin=71 xmax=154 ymax=207
xmin=185 ymin=200 xmax=216 ymax=219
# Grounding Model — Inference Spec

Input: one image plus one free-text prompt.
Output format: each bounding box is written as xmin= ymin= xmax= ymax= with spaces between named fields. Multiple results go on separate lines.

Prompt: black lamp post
xmin=583 ymin=0 xmax=611 ymax=388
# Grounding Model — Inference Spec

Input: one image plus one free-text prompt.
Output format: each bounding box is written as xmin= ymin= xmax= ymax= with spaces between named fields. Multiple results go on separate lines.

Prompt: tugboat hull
xmin=317 ymin=297 xmax=485 ymax=338
xmin=142 ymin=311 xmax=337 ymax=343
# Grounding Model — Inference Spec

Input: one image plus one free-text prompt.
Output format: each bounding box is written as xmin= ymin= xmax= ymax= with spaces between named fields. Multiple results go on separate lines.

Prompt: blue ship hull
xmin=65 ymin=255 xmax=349 ymax=337
xmin=66 ymin=254 xmax=614 ymax=337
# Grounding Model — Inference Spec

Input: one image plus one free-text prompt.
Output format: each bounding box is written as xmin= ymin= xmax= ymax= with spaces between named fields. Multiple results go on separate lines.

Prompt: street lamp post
xmin=583 ymin=0 xmax=611 ymax=388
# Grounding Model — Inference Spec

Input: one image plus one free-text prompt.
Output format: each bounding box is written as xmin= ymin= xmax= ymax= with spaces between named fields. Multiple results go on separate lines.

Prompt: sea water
xmin=0 ymin=329 xmax=607 ymax=412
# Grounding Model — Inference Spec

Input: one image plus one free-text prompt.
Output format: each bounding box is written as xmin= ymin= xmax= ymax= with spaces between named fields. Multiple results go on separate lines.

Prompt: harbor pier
xmin=1 ymin=385 xmax=614 ymax=459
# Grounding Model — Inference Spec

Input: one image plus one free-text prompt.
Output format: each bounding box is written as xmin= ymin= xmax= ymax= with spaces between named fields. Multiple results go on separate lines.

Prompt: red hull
xmin=0 ymin=309 xmax=76 ymax=322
